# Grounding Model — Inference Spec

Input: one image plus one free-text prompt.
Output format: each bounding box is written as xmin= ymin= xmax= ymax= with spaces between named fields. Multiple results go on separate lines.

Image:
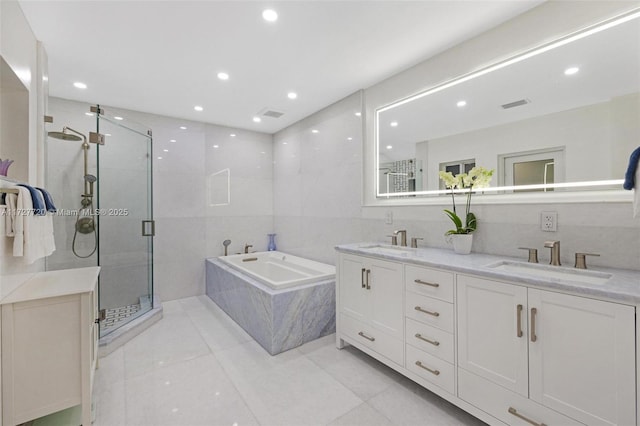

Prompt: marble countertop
xmin=336 ymin=243 xmax=640 ymax=305
xmin=1 ymin=267 xmax=101 ymax=305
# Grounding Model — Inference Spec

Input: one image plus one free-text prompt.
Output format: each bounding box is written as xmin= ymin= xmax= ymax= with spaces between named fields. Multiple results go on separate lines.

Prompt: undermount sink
xmin=486 ymin=260 xmax=612 ymax=285
xmin=358 ymin=244 xmax=415 ymax=256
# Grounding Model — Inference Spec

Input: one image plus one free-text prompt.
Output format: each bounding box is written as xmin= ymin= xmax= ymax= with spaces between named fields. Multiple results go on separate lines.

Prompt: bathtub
xmin=217 ymin=251 xmax=335 ymax=290
xmin=206 ymin=252 xmax=336 ymax=355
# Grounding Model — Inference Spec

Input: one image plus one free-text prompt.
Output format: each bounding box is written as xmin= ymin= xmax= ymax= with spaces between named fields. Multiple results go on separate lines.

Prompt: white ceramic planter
xmin=450 ymin=234 xmax=473 ymax=254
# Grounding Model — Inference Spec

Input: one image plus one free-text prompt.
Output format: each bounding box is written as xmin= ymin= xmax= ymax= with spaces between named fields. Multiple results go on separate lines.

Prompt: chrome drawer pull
xmin=415 ymin=361 xmax=440 ymax=376
xmin=358 ymin=331 xmax=375 ymax=342
xmin=530 ymin=307 xmax=538 ymax=342
xmin=508 ymin=407 xmax=547 ymax=426
xmin=414 ymin=279 xmax=439 ymax=288
xmin=414 ymin=306 xmax=440 ymax=317
xmin=415 ymin=333 xmax=440 ymax=346
xmin=516 ymin=304 xmax=523 ymax=338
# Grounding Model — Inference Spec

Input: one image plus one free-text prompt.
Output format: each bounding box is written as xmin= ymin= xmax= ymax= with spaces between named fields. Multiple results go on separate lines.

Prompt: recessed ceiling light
xmin=283 ymin=142 xmax=288 ymax=145
xmin=85 ymin=112 xmax=94 ymax=116
xmin=163 ymin=149 xmax=169 ymax=152
xmin=390 ymin=121 xmax=398 ymax=127
xmin=105 ymin=133 xmax=111 ymax=137
xmin=194 ymin=106 xmax=203 ymax=112
xmin=564 ymin=66 xmax=580 ymax=75
xmin=157 ymin=156 xmax=163 ymax=160
xmin=253 ymin=117 xmax=261 ymax=123
xmin=170 ymin=139 xmax=176 ymax=143
xmin=386 ymin=145 xmax=393 ymax=150
xmin=262 ymin=9 xmax=278 ymax=22
xmin=213 ymin=145 xmax=219 ymax=149
xmin=180 ymin=126 xmax=187 ymax=130
xmin=287 ymin=92 xmax=297 ymax=100
xmin=347 ymin=137 xmax=353 ymax=141
xmin=355 ymin=112 xmax=362 ymax=117
xmin=311 ymin=129 xmax=319 ymax=133
xmin=260 ymin=151 xmax=266 ymax=154
xmin=457 ymin=100 xmax=467 ymax=107
xmin=73 ymin=82 xmax=87 ymax=89
xmin=230 ymin=133 xmax=236 ymax=137
xmin=217 ymin=72 xmax=229 ymax=81
xmin=114 ymin=116 xmax=123 ymax=121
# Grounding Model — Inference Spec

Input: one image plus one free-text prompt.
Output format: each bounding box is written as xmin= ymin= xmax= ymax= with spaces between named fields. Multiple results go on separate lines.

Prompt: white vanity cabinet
xmin=0 ymin=267 xmax=100 ymax=426
xmin=338 ymin=253 xmax=404 ymax=366
xmin=458 ymin=274 xmax=636 ymax=426
xmin=404 ymin=265 xmax=456 ymax=395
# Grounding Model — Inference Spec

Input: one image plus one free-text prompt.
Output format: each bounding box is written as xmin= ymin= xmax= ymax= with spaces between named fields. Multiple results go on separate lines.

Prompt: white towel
xmin=5 ymin=187 xmax=55 ymax=264
xmin=635 ymin=166 xmax=640 ymax=218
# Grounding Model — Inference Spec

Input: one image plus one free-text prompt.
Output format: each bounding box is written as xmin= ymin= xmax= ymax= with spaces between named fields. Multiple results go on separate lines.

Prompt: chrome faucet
xmin=244 ymin=244 xmax=253 ymax=254
xmin=393 ymin=230 xmax=407 ymax=247
xmin=544 ymin=240 xmax=561 ymax=266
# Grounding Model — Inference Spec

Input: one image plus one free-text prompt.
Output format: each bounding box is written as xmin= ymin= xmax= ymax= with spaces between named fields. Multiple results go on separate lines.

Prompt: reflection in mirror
xmin=207 ymin=168 xmax=230 ymax=206
xmin=377 ymin=10 xmax=640 ymax=198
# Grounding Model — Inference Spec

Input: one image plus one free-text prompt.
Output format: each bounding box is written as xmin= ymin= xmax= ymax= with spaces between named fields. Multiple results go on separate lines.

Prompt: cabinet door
xmin=339 ymin=254 xmax=369 ymax=321
xmin=369 ymin=259 xmax=404 ymax=339
xmin=457 ymin=275 xmax=529 ymax=396
xmin=528 ymin=289 xmax=636 ymax=426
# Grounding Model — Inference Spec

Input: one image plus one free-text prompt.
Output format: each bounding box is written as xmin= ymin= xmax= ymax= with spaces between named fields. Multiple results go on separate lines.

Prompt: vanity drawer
xmin=405 ymin=318 xmax=454 ymax=362
xmin=459 ymin=368 xmax=583 ymax=426
xmin=406 ymin=344 xmax=454 ymax=395
xmin=405 ymin=293 xmax=454 ymax=333
xmin=405 ymin=265 xmax=454 ymax=303
xmin=339 ymin=314 xmax=403 ymax=367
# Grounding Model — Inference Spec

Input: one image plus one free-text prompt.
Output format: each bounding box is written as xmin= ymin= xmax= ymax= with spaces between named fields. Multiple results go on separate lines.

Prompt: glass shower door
xmin=96 ymin=108 xmax=153 ymax=336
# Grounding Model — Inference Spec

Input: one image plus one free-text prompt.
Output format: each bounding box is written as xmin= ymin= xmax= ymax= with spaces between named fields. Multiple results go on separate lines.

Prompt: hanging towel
xmin=623 ymin=146 xmax=640 ymax=190
xmin=635 ymin=165 xmax=640 ymax=219
xmin=5 ymin=187 xmax=55 ymax=264
xmin=17 ymin=184 xmax=46 ymax=215
xmin=36 ymin=187 xmax=57 ymax=212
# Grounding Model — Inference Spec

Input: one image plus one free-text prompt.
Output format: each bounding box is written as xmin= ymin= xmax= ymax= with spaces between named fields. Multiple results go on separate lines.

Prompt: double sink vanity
xmin=335 ymin=242 xmax=640 ymax=426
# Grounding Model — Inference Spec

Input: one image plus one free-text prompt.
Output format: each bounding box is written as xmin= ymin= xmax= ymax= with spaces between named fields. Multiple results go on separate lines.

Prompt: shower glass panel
xmin=96 ymin=108 xmax=153 ymax=337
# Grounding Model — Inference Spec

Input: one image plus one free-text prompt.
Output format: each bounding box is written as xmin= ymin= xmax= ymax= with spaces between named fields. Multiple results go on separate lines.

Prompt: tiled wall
xmin=47 ymin=97 xmax=273 ymax=302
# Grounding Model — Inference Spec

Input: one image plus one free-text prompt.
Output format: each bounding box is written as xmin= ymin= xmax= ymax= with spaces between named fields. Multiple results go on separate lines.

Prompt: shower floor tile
xmin=40 ymin=295 xmax=486 ymax=426
xmin=101 ymin=303 xmax=142 ymax=330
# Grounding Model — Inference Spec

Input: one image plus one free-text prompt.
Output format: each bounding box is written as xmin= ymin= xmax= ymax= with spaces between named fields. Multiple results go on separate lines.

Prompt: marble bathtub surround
xmin=337 ymin=243 xmax=640 ymax=304
xmin=206 ymin=258 xmax=336 ymax=355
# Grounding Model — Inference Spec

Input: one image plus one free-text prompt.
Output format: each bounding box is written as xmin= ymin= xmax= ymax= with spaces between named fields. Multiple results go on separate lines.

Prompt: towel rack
xmin=0 ymin=188 xmax=19 ymax=194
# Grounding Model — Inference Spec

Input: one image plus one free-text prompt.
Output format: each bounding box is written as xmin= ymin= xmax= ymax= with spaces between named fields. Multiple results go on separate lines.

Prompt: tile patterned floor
xmin=91 ymin=296 xmax=487 ymax=426
xmin=101 ymin=303 xmax=142 ymax=331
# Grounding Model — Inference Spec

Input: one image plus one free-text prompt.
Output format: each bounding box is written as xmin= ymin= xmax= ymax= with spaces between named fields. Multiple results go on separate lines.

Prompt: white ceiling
xmin=19 ymin=0 xmax=543 ymax=134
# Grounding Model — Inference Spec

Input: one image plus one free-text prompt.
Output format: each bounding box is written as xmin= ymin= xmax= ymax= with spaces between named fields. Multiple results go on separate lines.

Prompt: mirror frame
xmin=366 ymin=8 xmax=640 ymax=206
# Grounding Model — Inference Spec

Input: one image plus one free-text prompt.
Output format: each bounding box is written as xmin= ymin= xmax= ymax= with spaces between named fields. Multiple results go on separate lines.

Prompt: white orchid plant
xmin=438 ymin=166 xmax=494 ymax=235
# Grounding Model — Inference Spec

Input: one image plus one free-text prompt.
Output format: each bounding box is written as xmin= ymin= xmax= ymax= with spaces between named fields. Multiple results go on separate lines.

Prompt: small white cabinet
xmin=458 ymin=274 xmax=636 ymax=426
xmin=338 ymin=253 xmax=404 ymax=365
xmin=0 ymin=267 xmax=100 ymax=426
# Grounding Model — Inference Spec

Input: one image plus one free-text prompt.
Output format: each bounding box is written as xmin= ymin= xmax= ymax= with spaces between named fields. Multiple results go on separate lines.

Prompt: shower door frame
xmin=94 ymin=105 xmax=154 ymax=337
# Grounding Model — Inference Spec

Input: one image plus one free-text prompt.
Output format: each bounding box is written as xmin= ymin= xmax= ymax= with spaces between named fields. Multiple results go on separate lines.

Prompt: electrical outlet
xmin=385 ymin=211 xmax=393 ymax=225
xmin=540 ymin=211 xmax=557 ymax=232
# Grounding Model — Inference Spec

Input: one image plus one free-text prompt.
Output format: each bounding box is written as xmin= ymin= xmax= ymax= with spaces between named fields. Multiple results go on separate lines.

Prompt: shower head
xmin=84 ymin=174 xmax=97 ymax=183
xmin=48 ymin=131 xmax=82 ymax=141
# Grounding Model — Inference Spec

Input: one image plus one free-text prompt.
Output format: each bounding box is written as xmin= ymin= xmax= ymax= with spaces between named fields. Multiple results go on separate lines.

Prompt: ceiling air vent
xmin=259 ymin=107 xmax=285 ymax=119
xmin=501 ymin=99 xmax=530 ymax=109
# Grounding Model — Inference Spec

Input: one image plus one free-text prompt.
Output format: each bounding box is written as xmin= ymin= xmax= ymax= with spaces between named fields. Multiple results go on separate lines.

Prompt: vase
xmin=267 ymin=233 xmax=277 ymax=251
xmin=449 ymin=233 xmax=473 ymax=255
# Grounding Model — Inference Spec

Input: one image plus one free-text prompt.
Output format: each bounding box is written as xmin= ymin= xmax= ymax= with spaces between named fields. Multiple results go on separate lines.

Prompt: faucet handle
xmin=518 ymin=247 xmax=539 ymax=263
xmin=411 ymin=237 xmax=423 ymax=248
xmin=386 ymin=235 xmax=398 ymax=245
xmin=575 ymin=252 xmax=599 ymax=269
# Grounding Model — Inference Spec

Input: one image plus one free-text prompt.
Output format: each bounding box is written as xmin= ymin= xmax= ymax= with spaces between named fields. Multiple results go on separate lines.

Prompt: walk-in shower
xmin=46 ymin=102 xmax=154 ymax=338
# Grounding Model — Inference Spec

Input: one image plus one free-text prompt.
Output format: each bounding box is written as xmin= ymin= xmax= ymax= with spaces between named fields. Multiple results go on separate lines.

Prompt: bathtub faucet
xmin=244 ymin=244 xmax=253 ymax=254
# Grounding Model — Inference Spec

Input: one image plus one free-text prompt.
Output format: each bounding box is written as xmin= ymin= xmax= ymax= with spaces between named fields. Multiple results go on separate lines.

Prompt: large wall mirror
xmin=376 ymin=10 xmax=640 ymax=200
